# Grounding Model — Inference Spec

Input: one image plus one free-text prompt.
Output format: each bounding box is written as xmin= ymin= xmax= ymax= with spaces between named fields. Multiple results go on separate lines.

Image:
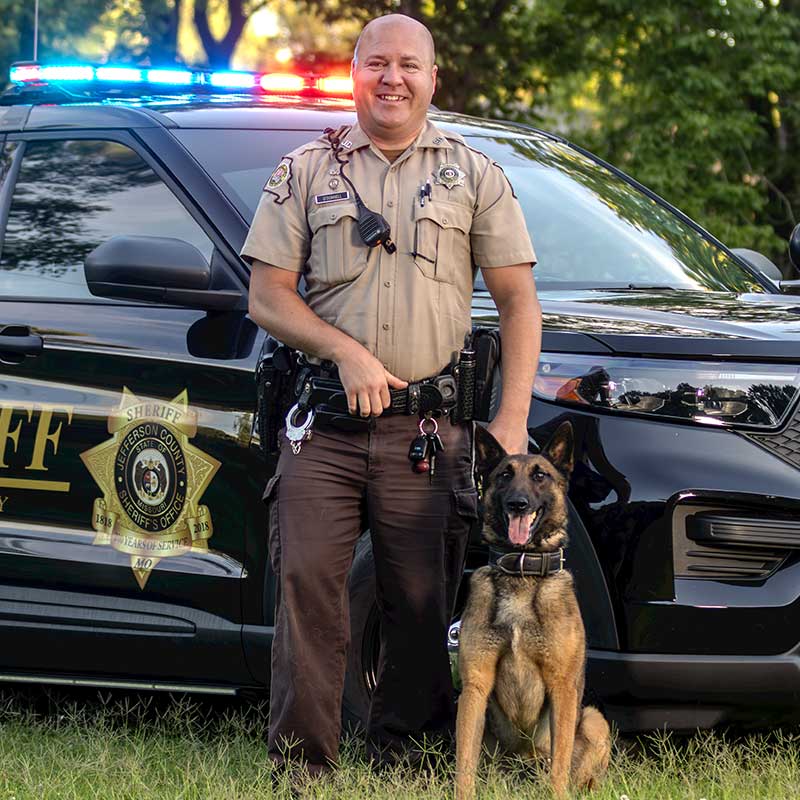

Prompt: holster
xmin=256 ymin=343 xmax=297 ymax=458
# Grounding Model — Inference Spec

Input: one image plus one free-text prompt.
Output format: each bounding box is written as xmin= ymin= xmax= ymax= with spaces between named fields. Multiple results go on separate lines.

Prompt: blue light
xmin=209 ymin=71 xmax=255 ymax=89
xmin=147 ymin=69 xmax=194 ymax=85
xmin=40 ymin=65 xmax=94 ymax=81
xmin=96 ymin=67 xmax=142 ymax=82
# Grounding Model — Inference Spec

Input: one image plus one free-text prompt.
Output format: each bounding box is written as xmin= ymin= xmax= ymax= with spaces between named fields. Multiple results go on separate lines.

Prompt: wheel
xmin=342 ymin=533 xmax=380 ymax=731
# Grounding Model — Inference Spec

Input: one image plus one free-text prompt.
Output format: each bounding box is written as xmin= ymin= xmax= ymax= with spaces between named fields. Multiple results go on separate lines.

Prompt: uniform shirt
xmin=241 ymin=120 xmax=536 ymax=382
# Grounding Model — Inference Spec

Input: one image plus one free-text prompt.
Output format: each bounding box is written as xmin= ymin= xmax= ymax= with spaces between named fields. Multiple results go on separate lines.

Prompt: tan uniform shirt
xmin=241 ymin=120 xmax=536 ymax=382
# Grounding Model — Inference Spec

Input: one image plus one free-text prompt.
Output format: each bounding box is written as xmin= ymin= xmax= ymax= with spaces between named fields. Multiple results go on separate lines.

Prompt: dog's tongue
xmin=508 ymin=514 xmax=533 ymax=546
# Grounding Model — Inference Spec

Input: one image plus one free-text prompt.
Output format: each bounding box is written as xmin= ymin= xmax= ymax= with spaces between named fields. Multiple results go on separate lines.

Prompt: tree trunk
xmin=194 ymin=0 xmax=248 ymax=68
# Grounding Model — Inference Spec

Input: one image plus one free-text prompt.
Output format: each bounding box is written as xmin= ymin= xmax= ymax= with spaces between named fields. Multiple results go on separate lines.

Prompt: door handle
xmin=0 ymin=325 xmax=43 ymax=363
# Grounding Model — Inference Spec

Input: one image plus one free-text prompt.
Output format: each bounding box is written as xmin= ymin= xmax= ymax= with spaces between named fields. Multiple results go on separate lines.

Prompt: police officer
xmin=242 ymin=13 xmax=540 ymax=778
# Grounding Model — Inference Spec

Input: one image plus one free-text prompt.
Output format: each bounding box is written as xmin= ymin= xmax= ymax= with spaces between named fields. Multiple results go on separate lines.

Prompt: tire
xmin=342 ymin=533 xmax=380 ymax=732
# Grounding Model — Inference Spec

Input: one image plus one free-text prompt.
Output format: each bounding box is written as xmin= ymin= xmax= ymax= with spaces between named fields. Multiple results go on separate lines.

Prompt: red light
xmin=259 ymin=73 xmax=306 ymax=93
xmin=11 ymin=64 xmax=41 ymax=82
xmin=318 ymin=76 xmax=353 ymax=96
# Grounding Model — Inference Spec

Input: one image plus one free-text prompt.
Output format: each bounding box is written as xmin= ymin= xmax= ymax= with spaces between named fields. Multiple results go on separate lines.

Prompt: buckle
xmin=518 ymin=552 xmax=526 ymax=578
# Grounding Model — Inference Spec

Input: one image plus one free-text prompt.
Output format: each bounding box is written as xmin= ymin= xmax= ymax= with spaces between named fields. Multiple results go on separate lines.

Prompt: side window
xmin=0 ymin=138 xmax=15 ymax=185
xmin=0 ymin=139 xmax=215 ymax=300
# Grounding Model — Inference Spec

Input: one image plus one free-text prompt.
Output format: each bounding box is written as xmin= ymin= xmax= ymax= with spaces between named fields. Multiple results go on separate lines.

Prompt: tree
xmin=0 ymin=0 xmax=115 ymax=86
xmin=541 ymin=0 xmax=800 ymax=269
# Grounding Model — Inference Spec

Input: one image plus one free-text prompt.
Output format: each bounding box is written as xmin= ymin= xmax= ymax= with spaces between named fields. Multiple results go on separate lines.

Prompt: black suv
xmin=3 ymin=64 xmax=800 ymax=732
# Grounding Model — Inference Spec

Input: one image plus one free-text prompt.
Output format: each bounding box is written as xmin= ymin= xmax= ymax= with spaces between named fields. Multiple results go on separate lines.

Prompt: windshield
xmin=176 ymin=128 xmax=763 ymax=294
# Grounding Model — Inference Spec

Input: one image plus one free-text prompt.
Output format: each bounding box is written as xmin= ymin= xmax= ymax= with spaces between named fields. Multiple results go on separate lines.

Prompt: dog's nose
xmin=505 ymin=496 xmax=530 ymax=514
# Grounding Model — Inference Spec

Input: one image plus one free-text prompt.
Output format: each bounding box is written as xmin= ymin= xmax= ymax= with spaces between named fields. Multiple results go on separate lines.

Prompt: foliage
xmin=0 ymin=0 xmax=798 ymax=273
xmin=304 ymin=0 xmax=800 ymax=273
xmin=0 ymin=0 xmax=115 ymax=85
xmin=2 ymin=687 xmax=800 ymax=799
xmin=545 ymin=0 xmax=800 ymax=271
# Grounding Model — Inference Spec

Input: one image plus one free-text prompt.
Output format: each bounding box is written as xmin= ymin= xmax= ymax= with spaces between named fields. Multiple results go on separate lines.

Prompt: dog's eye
xmin=532 ymin=470 xmax=548 ymax=482
xmin=499 ymin=468 xmax=513 ymax=480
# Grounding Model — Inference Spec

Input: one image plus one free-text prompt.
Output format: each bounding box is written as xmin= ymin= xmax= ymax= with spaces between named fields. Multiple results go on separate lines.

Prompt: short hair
xmin=353 ymin=14 xmax=436 ymax=68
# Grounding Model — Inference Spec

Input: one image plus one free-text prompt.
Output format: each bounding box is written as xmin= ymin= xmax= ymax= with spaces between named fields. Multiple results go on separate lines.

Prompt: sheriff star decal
xmin=80 ymin=388 xmax=220 ymax=589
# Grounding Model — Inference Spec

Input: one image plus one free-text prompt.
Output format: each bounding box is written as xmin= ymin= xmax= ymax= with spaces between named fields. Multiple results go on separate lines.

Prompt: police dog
xmin=454 ymin=422 xmax=610 ymax=799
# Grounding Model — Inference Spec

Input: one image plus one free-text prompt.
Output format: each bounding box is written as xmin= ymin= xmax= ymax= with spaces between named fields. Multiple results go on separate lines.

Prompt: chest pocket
xmin=412 ymin=200 xmax=473 ymax=284
xmin=308 ymin=203 xmax=368 ymax=286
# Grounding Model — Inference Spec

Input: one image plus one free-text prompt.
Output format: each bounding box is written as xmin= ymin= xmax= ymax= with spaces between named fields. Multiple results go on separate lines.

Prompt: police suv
xmin=3 ymin=61 xmax=800 ymax=732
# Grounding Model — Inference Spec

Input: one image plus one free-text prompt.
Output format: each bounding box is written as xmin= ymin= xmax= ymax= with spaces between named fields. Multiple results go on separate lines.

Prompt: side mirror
xmin=84 ymin=235 xmax=243 ymax=311
xmin=731 ymin=248 xmax=783 ymax=283
xmin=790 ymin=224 xmax=800 ymax=271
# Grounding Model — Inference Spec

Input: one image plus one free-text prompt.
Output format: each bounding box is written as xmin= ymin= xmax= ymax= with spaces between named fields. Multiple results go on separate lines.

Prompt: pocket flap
xmin=413 ymin=200 xmax=472 ymax=233
xmin=309 ymin=203 xmax=359 ymax=232
xmin=453 ymin=486 xmax=479 ymax=519
xmin=262 ymin=472 xmax=281 ymax=504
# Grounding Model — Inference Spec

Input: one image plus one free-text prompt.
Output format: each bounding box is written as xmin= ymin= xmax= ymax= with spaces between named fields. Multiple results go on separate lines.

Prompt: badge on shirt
xmin=433 ymin=162 xmax=465 ymax=190
xmin=264 ymin=157 xmax=293 ymax=204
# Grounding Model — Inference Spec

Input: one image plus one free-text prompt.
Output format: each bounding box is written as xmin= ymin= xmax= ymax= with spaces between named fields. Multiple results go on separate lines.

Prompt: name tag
xmin=314 ymin=191 xmax=350 ymax=205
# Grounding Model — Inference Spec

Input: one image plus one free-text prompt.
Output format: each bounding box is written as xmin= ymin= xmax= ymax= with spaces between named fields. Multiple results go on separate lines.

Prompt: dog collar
xmin=488 ymin=547 xmax=565 ymax=578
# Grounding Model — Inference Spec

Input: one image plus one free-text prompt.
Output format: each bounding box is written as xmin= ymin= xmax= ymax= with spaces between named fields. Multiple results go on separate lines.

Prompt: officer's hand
xmin=337 ymin=346 xmax=408 ymax=417
xmin=487 ymin=417 xmax=529 ymax=455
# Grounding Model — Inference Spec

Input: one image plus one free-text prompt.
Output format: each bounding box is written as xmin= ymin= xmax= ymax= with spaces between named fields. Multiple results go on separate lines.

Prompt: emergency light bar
xmin=8 ymin=61 xmax=353 ymax=98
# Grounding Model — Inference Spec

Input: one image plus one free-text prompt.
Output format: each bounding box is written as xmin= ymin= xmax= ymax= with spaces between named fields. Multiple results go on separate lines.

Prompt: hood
xmin=471 ymin=288 xmax=800 ymax=359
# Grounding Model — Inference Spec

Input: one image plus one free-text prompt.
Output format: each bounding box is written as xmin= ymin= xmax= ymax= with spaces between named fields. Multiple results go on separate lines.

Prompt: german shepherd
xmin=454 ymin=422 xmax=611 ymax=799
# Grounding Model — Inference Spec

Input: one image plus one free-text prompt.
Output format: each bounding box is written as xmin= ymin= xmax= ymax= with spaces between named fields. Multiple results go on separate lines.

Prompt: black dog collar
xmin=488 ymin=547 xmax=565 ymax=578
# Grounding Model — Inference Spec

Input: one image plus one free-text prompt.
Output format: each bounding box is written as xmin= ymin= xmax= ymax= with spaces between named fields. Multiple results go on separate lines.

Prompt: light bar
xmin=9 ymin=63 xmax=41 ymax=82
xmin=8 ymin=60 xmax=354 ymax=99
xmin=147 ymin=69 xmax=194 ymax=85
xmin=96 ymin=67 xmax=142 ymax=82
xmin=260 ymin=72 xmax=307 ymax=93
xmin=41 ymin=65 xmax=94 ymax=81
xmin=318 ymin=76 xmax=353 ymax=96
xmin=209 ymin=71 xmax=256 ymax=89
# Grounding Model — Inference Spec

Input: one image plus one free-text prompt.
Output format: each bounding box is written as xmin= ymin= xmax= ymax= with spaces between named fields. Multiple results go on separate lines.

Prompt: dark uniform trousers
xmin=264 ymin=413 xmax=477 ymax=773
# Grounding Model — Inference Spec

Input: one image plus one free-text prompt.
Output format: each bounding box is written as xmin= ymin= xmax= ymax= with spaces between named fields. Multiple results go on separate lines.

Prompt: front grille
xmin=672 ymin=506 xmax=792 ymax=581
xmin=745 ymin=409 xmax=800 ymax=470
xmin=679 ymin=544 xmax=786 ymax=580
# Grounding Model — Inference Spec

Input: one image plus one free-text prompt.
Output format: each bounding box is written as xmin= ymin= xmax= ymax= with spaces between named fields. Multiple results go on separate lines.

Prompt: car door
xmin=0 ymin=132 xmax=266 ymax=688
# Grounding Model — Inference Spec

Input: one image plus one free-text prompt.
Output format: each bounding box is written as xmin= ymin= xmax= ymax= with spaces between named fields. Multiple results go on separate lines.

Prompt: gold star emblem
xmin=80 ymin=388 xmax=220 ymax=589
xmin=433 ymin=162 xmax=466 ymax=189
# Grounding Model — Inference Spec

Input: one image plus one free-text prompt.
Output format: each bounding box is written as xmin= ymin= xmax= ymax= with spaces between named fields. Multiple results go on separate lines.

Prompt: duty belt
xmin=283 ymin=360 xmax=461 ymax=454
xmin=292 ymin=363 xmax=457 ymax=422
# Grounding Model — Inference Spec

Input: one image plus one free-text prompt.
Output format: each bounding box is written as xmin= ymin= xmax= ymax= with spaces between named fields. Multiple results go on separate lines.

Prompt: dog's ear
xmin=474 ymin=424 xmax=507 ymax=477
xmin=543 ymin=421 xmax=574 ymax=477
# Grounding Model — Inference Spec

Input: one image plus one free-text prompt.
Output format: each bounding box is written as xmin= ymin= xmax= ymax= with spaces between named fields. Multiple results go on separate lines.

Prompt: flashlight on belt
xmin=455 ymin=345 xmax=476 ymax=422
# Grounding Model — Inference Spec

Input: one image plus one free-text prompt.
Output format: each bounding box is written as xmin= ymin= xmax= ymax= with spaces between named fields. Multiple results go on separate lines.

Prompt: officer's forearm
xmin=494 ymin=293 xmax=542 ymax=428
xmin=250 ymin=282 xmax=364 ymax=364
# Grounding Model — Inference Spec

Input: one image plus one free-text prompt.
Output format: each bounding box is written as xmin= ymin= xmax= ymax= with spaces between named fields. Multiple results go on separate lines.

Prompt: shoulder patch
xmin=264 ymin=157 xmax=294 ymax=204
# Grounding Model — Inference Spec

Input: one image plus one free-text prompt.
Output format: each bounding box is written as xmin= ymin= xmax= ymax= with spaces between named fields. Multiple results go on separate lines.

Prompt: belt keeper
xmin=408 ymin=383 xmax=421 ymax=415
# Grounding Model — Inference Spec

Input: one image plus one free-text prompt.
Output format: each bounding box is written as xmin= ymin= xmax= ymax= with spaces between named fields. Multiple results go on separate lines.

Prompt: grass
xmin=0 ymin=687 xmax=799 ymax=799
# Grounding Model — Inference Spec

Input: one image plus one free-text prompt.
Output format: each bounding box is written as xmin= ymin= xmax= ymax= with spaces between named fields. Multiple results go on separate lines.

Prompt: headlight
xmin=534 ymin=354 xmax=800 ymax=429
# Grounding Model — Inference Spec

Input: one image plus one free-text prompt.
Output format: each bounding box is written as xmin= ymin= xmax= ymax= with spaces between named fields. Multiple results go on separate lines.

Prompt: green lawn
xmin=0 ymin=688 xmax=798 ymax=799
